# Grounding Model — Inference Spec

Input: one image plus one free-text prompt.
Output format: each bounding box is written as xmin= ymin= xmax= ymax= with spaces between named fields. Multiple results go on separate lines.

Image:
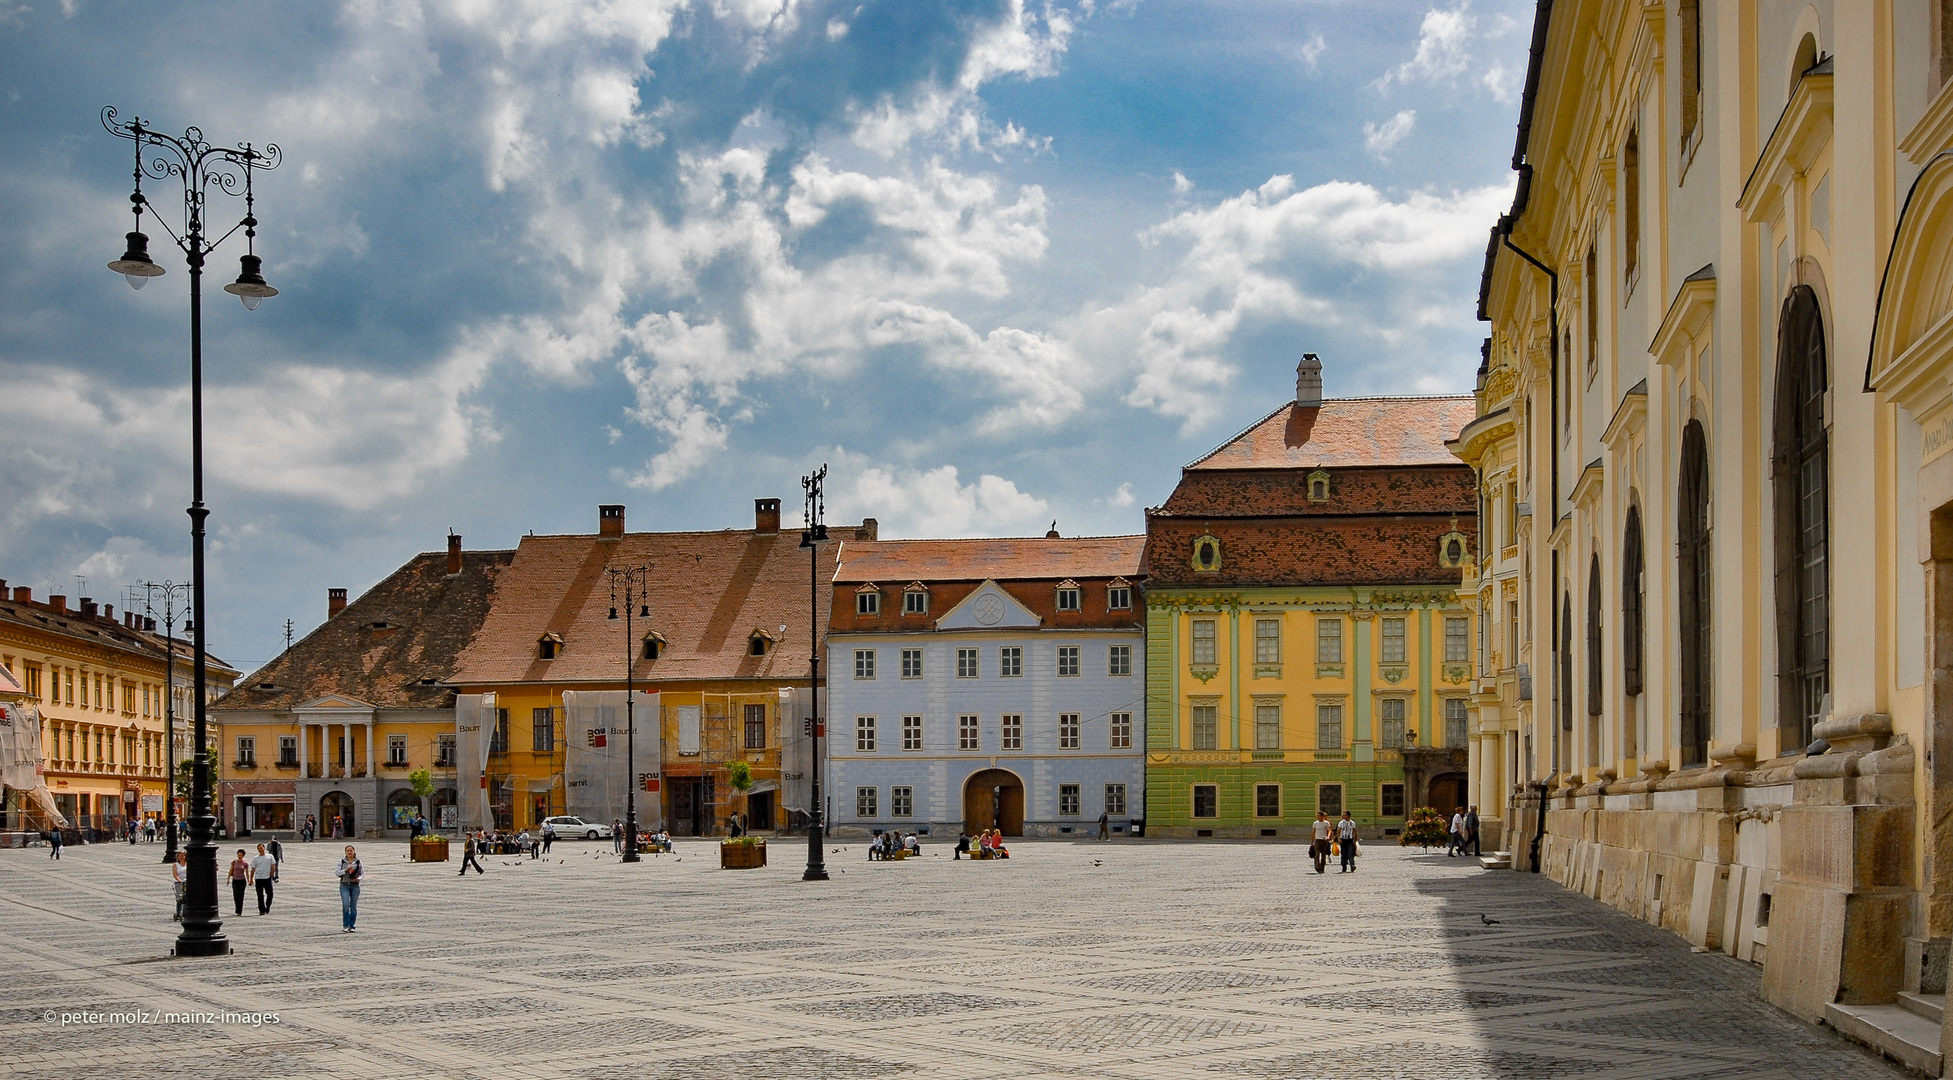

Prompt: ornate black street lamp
xmin=801 ymin=465 xmax=830 ymax=882
xmin=104 ymin=107 xmax=281 ymax=958
xmin=607 ymin=566 xmax=652 ymax=863
xmin=136 ymin=580 xmax=191 ymax=863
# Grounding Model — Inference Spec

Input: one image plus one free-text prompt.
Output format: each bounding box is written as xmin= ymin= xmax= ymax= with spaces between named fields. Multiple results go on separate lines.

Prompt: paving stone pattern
xmin=0 ymin=839 xmax=1915 ymax=1079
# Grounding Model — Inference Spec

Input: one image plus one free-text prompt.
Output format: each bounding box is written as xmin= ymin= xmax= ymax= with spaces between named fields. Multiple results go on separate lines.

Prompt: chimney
xmin=599 ymin=504 xmax=626 ymax=538
xmin=79 ymin=598 xmax=97 ymax=619
xmin=447 ymin=532 xmax=463 ymax=575
xmin=755 ymin=498 xmax=781 ymax=534
xmin=13 ymin=586 xmax=30 ymax=603
xmin=145 ymin=616 xmax=157 ymax=632
xmin=328 ymin=588 xmax=348 ymax=618
xmin=1046 ymin=520 xmax=1061 ymax=539
xmin=103 ymin=604 xmax=114 ymax=622
xmin=0 ymin=579 xmax=6 ymax=595
xmin=49 ymin=594 xmax=66 ymax=614
xmin=1296 ymin=352 xmax=1324 ymax=407
xmin=860 ymin=517 xmax=879 ymax=541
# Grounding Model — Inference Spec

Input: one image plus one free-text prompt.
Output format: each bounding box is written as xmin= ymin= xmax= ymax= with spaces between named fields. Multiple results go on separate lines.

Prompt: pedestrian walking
xmin=171 ymin=851 xmax=187 ymax=920
xmin=336 ymin=845 xmax=363 ymax=932
xmin=1465 ymin=805 xmax=1482 ymax=857
xmin=302 ymin=815 xmax=316 ymax=843
xmin=1336 ymin=812 xmax=1358 ymax=873
xmin=228 ymin=849 xmax=250 ymax=916
xmin=612 ymin=820 xmax=624 ymax=855
xmin=1097 ymin=811 xmax=1110 ymax=841
xmin=142 ymin=816 xmax=156 ymax=842
xmin=250 ymin=843 xmax=278 ymax=914
xmin=48 ymin=826 xmax=62 ymax=860
xmin=541 ymin=822 xmax=555 ymax=855
xmin=1448 ymin=807 xmax=1466 ymax=857
xmin=268 ymin=836 xmax=284 ymax=865
xmin=331 ymin=814 xmax=344 ymax=840
xmin=127 ymin=819 xmax=139 ymax=845
xmin=1311 ymin=811 xmax=1332 ymax=874
xmin=459 ymin=831 xmax=484 ymax=876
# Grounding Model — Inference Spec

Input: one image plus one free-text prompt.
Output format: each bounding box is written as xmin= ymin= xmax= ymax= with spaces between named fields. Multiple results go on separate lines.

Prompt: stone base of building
xmin=1147 ymin=824 xmax=1395 ymax=841
xmin=830 ymin=820 xmax=1137 ymax=841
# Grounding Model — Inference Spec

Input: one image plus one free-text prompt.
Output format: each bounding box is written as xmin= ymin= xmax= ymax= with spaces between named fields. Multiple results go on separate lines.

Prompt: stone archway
xmin=320 ymin=791 xmax=355 ymax=838
xmin=1427 ymin=774 xmax=1469 ymax=816
xmin=962 ymin=769 xmax=1025 ymax=836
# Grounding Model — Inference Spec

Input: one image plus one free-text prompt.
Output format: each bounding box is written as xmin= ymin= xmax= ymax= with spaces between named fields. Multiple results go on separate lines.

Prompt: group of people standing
xmin=1309 ymin=811 xmax=1361 ymax=873
xmin=225 ymin=842 xmax=283 ymax=916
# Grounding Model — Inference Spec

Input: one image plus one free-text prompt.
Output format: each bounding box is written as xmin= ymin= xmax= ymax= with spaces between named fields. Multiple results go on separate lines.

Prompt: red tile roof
xmin=832 ymin=537 xmax=1145 ymax=584
xmin=1187 ymin=397 xmax=1478 ymax=471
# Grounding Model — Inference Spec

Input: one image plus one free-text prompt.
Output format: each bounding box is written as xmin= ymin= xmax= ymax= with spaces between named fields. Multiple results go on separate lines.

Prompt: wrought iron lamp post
xmin=136 ymin=580 xmax=191 ymax=863
xmin=607 ymin=566 xmax=652 ymax=863
xmin=104 ymin=107 xmax=281 ymax=958
xmin=801 ymin=465 xmax=830 ymax=882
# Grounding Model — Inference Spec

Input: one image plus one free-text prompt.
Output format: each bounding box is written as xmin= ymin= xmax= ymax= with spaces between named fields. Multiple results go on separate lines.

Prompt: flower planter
xmin=720 ymin=839 xmax=766 ymax=869
xmin=410 ymin=838 xmax=451 ymax=862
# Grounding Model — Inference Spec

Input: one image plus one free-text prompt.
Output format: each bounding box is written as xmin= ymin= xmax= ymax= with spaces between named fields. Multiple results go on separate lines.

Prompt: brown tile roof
xmin=212 ymin=549 xmax=514 ymax=711
xmin=1158 ymin=467 xmax=1475 ymax=518
xmin=0 ymin=595 xmax=239 ymax=677
xmin=1187 ymin=397 xmax=1478 ymax=471
xmin=449 ymin=524 xmax=873 ymax=687
xmin=1144 ymin=515 xmax=1477 ymax=588
xmin=832 ymin=537 xmax=1145 ymax=584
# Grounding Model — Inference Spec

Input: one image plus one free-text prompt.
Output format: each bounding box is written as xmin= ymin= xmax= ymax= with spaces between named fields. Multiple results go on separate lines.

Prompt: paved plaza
xmin=0 ymin=836 xmax=1913 ymax=1079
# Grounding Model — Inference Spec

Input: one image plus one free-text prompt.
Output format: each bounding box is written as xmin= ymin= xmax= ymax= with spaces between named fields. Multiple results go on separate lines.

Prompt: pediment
xmin=294 ymin=694 xmax=378 ymax=714
xmin=935 ymin=580 xmax=1041 ymax=631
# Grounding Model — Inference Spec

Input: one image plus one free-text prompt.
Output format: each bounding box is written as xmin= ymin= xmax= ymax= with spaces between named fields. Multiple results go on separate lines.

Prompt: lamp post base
xmin=802 ymin=821 xmax=829 ymax=881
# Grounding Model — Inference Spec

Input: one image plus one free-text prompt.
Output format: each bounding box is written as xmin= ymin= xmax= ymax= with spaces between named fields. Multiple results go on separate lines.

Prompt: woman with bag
xmin=336 ymin=845 xmax=364 ymax=933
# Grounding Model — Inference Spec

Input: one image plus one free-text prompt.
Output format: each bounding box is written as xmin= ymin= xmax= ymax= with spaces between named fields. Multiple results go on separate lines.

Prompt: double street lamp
xmin=135 ymin=580 xmax=191 ymax=864
xmin=104 ymin=107 xmax=281 ymax=958
xmin=607 ymin=566 xmax=652 ymax=863
xmin=801 ymin=465 xmax=830 ymax=882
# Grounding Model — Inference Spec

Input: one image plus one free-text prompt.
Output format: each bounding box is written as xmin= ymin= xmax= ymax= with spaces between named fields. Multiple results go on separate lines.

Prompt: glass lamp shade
xmin=108 ymin=231 xmax=166 ymax=289
xmin=223 ymin=253 xmax=278 ymax=309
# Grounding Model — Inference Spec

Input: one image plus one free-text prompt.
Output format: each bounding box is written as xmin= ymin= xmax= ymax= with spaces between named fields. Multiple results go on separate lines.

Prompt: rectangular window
xmin=1109 ymin=712 xmax=1132 ymax=749
xmin=1317 ymin=619 xmax=1342 ymax=663
xmin=744 ymin=703 xmax=767 ymax=749
xmin=857 ymin=591 xmax=880 ymax=615
xmin=902 ymin=715 xmax=923 ymax=751
xmin=490 ymin=708 xmax=510 ymax=754
xmin=1444 ymin=616 xmax=1469 ymax=663
xmin=1381 ymin=617 xmax=1407 ymax=664
xmin=1191 ymin=619 xmax=1217 ymax=665
xmin=855 ymin=716 xmax=878 ymax=753
xmin=1318 ymin=783 xmax=1343 ymax=818
xmin=388 ymin=734 xmax=409 ymax=766
xmin=1254 ymin=618 xmax=1281 ymax=664
xmin=436 ymin=734 xmax=456 ymax=767
xmin=1058 ymin=783 xmax=1081 ymax=816
xmin=1107 ymin=586 xmax=1132 ymax=610
xmin=1059 ymin=713 xmax=1080 ymax=749
xmin=278 ymin=736 xmax=298 ymax=767
xmin=1317 ymin=704 xmax=1344 ymax=750
xmin=1255 ymin=783 xmax=1281 ymax=818
xmin=1623 ymin=126 xmax=1641 ymax=285
xmin=1255 ymin=704 xmax=1281 ymax=750
xmin=1000 ymin=714 xmax=1023 ymax=751
xmin=1056 ymin=587 xmax=1081 ymax=611
xmin=1585 ymin=244 xmax=1600 ymax=383
xmin=1192 ymin=704 xmax=1218 ymax=750
xmin=1105 ymin=783 xmax=1127 ymax=816
xmin=854 ymin=649 xmax=876 ymax=680
xmin=891 ymin=786 xmax=913 ymax=817
xmin=1108 ymin=644 xmax=1132 ymax=676
xmin=900 ymin=648 xmax=923 ymax=679
xmin=856 ymin=787 xmax=878 ymax=817
xmin=1192 ymin=784 xmax=1218 ymax=818
xmin=1508 ymin=600 xmax=1521 ymax=662
xmin=24 ymin=664 xmax=40 ymax=700
xmin=1380 ymin=783 xmax=1406 ymax=818
xmin=65 ymin=668 xmax=74 ymax=705
xmin=1057 ymin=646 xmax=1080 ymax=677
xmin=956 ymin=647 xmax=979 ymax=678
xmin=532 ymin=706 xmax=556 ymax=752
xmin=958 ymin=714 xmax=980 ymax=750
xmin=903 ymin=590 xmax=928 ymax=615
xmin=999 ymin=647 xmax=1023 ymax=678
xmin=1444 ymin=698 xmax=1469 ymax=748
xmin=1379 ymin=698 xmax=1406 ymax=749
xmin=236 ymin=736 xmax=256 ymax=767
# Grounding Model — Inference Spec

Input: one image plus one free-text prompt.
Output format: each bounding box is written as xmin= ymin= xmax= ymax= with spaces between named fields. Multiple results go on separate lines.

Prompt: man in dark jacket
xmin=1465 ymin=806 xmax=1482 ymax=857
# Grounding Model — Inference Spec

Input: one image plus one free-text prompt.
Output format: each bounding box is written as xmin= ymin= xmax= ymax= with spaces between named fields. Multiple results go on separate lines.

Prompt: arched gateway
xmin=962 ymin=769 xmax=1024 ymax=836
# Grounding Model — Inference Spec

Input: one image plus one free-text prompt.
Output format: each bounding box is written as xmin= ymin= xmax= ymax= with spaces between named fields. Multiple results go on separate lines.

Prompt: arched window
xmin=1622 ymin=505 xmax=1645 ymax=697
xmin=1587 ymin=554 xmax=1603 ymax=767
xmin=1560 ymin=590 xmax=1574 ymax=772
xmin=1678 ymin=419 xmax=1712 ymax=767
xmin=1773 ymin=284 xmax=1829 ymax=750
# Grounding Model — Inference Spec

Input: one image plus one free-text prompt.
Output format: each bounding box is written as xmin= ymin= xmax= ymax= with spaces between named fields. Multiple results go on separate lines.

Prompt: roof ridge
xmin=850 ymin=535 xmax=1146 ymax=544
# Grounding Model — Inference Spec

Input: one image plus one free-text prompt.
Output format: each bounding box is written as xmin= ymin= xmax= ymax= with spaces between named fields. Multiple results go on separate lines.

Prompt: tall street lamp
xmin=136 ymin=580 xmax=191 ymax=863
xmin=607 ymin=566 xmax=652 ymax=864
xmin=801 ymin=465 xmax=830 ymax=882
xmin=104 ymin=107 xmax=281 ymax=958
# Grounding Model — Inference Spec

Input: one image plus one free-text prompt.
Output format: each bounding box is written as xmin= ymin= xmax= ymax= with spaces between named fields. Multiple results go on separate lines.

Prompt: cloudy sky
xmin=0 ymin=0 xmax=1528 ymax=674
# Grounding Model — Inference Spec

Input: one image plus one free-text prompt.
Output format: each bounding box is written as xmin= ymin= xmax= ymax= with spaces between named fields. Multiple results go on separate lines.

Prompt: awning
xmin=29 ymin=784 xmax=67 ymax=828
xmin=743 ymin=780 xmax=779 ymax=796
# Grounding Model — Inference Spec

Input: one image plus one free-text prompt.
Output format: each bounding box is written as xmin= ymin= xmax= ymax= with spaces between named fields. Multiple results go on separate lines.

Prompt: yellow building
xmin=0 ymin=579 xmax=237 ymax=838
xmin=1463 ymin=0 xmax=1953 ymax=1056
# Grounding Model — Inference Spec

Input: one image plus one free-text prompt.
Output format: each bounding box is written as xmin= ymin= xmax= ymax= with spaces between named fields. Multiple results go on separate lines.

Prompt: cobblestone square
xmin=0 ymin=838 xmax=1911 ymax=1079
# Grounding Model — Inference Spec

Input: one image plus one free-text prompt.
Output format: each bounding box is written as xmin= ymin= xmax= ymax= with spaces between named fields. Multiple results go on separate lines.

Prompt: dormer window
xmin=1307 ymin=470 xmax=1331 ymax=502
xmin=902 ymin=584 xmax=929 ymax=615
xmin=641 ymin=631 xmax=666 ymax=660
xmin=1055 ymin=581 xmax=1081 ymax=611
xmin=748 ymin=628 xmax=778 ymax=656
xmin=1191 ymin=534 xmax=1222 ymax=573
xmin=538 ymin=632 xmax=565 ymax=660
xmin=1436 ymin=520 xmax=1472 ymax=569
xmin=856 ymin=585 xmax=881 ymax=615
xmin=1107 ymin=578 xmax=1133 ymax=610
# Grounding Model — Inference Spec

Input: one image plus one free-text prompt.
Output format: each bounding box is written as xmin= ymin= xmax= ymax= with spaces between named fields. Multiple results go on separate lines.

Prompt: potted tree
xmin=1398 ymin=806 xmax=1450 ymax=850
xmin=720 ymin=761 xmax=765 ymax=869
xmin=408 ymin=768 xmax=449 ymax=862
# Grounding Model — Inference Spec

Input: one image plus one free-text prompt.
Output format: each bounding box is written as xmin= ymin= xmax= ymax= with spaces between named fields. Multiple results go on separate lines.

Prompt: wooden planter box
xmin=720 ymin=840 xmax=766 ymax=869
xmin=410 ymin=839 xmax=451 ymax=862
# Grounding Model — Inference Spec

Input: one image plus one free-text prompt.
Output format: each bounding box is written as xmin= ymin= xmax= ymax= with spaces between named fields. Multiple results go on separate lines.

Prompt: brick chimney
xmin=79 ymin=598 xmax=97 ymax=619
xmin=103 ymin=604 xmax=114 ymax=622
xmin=447 ymin=532 xmax=463 ymax=575
xmin=12 ymin=586 xmax=29 ymax=603
xmin=599 ymin=504 xmax=626 ymax=538
xmin=755 ymin=498 xmax=781 ymax=534
xmin=860 ymin=517 xmax=878 ymax=541
xmin=328 ymin=588 xmax=348 ymax=618
xmin=49 ymin=594 xmax=67 ymax=614
xmin=1296 ymin=352 xmax=1324 ymax=407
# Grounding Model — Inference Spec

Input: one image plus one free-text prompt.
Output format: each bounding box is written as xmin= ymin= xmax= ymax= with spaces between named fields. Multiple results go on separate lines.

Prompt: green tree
xmin=173 ymin=747 xmax=221 ymax=805
xmin=408 ymin=768 xmax=434 ymax=800
xmin=1399 ymin=806 xmax=1451 ymax=848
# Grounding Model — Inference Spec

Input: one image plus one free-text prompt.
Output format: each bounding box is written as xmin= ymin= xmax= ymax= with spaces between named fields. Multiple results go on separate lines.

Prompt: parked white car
xmin=541 ymin=815 xmax=611 ymax=840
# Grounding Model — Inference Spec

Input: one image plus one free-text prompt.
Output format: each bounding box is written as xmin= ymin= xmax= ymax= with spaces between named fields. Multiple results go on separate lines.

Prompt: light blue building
xmin=825 ymin=536 xmax=1146 ymax=839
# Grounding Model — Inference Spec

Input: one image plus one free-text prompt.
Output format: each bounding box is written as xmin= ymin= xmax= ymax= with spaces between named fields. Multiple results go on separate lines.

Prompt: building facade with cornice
xmin=1142 ymin=357 xmax=1478 ymax=839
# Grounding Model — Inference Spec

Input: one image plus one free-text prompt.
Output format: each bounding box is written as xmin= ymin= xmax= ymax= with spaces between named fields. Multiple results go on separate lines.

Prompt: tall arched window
xmin=1678 ymin=419 xmax=1712 ymax=767
xmin=1587 ymin=554 xmax=1603 ymax=767
xmin=1773 ymin=285 xmax=1829 ymax=751
xmin=1560 ymin=590 xmax=1574 ymax=773
xmin=1622 ymin=504 xmax=1645 ymax=697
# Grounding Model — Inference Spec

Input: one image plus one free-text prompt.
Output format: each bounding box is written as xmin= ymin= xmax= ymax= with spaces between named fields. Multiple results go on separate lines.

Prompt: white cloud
xmin=1481 ymin=59 xmax=1521 ymax=103
xmin=1171 ymin=170 xmax=1194 ymax=193
xmin=823 ymin=451 xmax=1052 ymax=539
xmin=1383 ymin=5 xmax=1476 ymax=88
xmin=1297 ymin=31 xmax=1326 ymax=71
xmin=1363 ymin=109 xmax=1417 ymax=158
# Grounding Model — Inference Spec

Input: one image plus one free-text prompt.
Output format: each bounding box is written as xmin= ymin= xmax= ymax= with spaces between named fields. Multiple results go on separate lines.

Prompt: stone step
xmin=1825 ymin=1001 xmax=1943 ymax=1076
xmin=1898 ymin=991 xmax=1945 ymax=1024
xmin=1478 ymin=852 xmax=1512 ymax=870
